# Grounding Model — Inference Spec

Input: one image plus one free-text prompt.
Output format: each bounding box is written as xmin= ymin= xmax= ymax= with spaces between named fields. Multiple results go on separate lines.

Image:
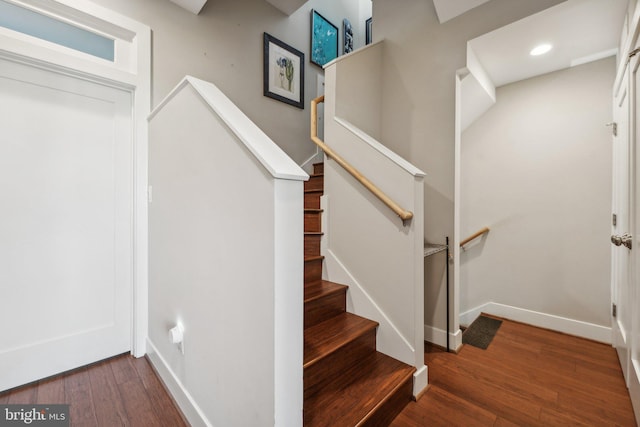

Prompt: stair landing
xmin=304 ymin=352 xmax=415 ymax=426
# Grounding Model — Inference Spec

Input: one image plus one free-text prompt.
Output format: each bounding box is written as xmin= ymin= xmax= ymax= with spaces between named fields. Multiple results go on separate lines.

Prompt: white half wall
xmin=148 ymin=77 xmax=306 ymax=426
xmin=332 ymin=42 xmax=383 ymax=140
xmin=460 ymin=58 xmax=615 ymax=337
xmin=324 ymin=55 xmax=427 ymax=396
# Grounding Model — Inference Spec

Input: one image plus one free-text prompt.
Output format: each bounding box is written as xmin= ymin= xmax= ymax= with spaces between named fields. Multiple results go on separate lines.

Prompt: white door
xmin=629 ymin=50 xmax=640 ymax=420
xmin=612 ymin=63 xmax=632 ymax=385
xmin=0 ymin=57 xmax=133 ymax=391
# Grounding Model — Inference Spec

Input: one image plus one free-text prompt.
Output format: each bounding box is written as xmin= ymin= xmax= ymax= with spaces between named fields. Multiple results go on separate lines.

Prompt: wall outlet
xmin=169 ymin=323 xmax=185 ymax=355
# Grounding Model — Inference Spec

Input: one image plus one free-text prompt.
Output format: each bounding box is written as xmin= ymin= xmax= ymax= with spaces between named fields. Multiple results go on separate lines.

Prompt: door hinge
xmin=613 ymin=303 xmax=617 ymax=318
xmin=607 ymin=122 xmax=618 ymax=137
xmin=613 ymin=213 xmax=617 ymax=227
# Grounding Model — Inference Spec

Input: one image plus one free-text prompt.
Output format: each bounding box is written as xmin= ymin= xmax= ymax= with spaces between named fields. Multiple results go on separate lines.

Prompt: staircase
xmin=303 ymin=162 xmax=416 ymax=426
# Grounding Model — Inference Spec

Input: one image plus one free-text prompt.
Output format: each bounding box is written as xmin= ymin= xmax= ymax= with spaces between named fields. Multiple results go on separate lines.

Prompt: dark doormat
xmin=462 ymin=315 xmax=502 ymax=349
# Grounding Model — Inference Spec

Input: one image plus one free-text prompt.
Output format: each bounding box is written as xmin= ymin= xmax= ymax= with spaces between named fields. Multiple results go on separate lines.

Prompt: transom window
xmin=0 ymin=0 xmax=114 ymax=61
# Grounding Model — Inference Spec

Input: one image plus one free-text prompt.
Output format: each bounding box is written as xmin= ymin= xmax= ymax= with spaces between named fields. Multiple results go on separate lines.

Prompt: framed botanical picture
xmin=366 ymin=17 xmax=372 ymax=45
xmin=311 ymin=9 xmax=338 ymax=67
xmin=263 ymin=32 xmax=305 ymax=109
xmin=343 ymin=18 xmax=353 ymax=54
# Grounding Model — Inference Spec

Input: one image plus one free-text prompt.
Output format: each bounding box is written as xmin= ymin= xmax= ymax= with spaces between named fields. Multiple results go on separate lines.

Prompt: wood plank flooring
xmin=1 ymin=318 xmax=636 ymax=426
xmin=0 ymin=354 xmax=187 ymax=427
xmin=392 ymin=317 xmax=637 ymax=427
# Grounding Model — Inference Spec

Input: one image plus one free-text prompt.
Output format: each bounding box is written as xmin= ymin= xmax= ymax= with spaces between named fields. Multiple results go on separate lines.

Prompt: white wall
xmin=460 ymin=58 xmax=614 ymax=334
xmin=99 ymin=0 xmax=371 ymax=165
xmin=334 ymin=42 xmax=383 ymax=139
xmin=372 ymin=0 xmax=565 ymax=335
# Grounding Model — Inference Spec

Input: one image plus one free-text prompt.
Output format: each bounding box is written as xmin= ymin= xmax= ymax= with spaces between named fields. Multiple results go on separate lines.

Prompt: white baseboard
xmin=629 ymin=360 xmax=640 ymax=423
xmin=423 ymin=325 xmax=463 ymax=352
xmin=146 ymin=339 xmax=212 ymax=427
xmin=459 ymin=302 xmax=612 ymax=344
xmin=300 ymin=149 xmax=323 ymax=174
xmin=413 ymin=365 xmax=428 ymax=397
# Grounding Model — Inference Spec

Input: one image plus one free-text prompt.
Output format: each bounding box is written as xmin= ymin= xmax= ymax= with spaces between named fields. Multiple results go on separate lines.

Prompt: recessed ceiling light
xmin=530 ymin=44 xmax=552 ymax=56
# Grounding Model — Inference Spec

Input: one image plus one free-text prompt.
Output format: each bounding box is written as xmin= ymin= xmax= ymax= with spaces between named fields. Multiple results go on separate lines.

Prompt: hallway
xmin=1 ymin=317 xmax=635 ymax=426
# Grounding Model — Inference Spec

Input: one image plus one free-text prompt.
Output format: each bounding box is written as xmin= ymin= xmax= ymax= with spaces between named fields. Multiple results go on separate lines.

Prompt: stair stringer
xmin=321 ymin=197 xmax=428 ymax=397
xmin=323 ymin=248 xmax=428 ymax=396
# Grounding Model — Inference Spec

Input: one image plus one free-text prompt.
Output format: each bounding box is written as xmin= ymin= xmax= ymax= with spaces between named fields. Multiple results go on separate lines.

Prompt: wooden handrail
xmin=460 ymin=227 xmax=490 ymax=248
xmin=310 ymin=96 xmax=414 ymax=222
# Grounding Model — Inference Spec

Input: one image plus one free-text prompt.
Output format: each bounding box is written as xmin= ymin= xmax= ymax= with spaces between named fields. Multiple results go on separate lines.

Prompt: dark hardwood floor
xmin=1 ymin=318 xmax=636 ymax=426
xmin=392 ymin=317 xmax=637 ymax=426
xmin=0 ymin=354 xmax=187 ymax=427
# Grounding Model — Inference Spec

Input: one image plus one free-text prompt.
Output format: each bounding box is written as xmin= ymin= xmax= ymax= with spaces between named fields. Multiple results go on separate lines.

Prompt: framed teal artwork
xmin=311 ymin=9 xmax=338 ymax=67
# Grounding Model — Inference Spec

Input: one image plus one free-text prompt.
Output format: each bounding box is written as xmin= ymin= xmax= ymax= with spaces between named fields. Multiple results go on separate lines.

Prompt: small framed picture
xmin=343 ymin=18 xmax=353 ymax=54
xmin=366 ymin=17 xmax=372 ymax=45
xmin=311 ymin=9 xmax=338 ymax=67
xmin=263 ymin=32 xmax=305 ymax=109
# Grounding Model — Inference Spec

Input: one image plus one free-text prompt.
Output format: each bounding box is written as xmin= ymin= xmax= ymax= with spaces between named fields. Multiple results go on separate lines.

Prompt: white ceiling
xmin=169 ymin=0 xmax=207 ymax=14
xmin=264 ymin=0 xmax=308 ymax=16
xmin=432 ymin=0 xmax=491 ymax=24
xmin=467 ymin=0 xmax=628 ymax=88
xmin=175 ymin=0 xmax=625 ymax=88
xmin=170 ymin=0 xmax=309 ymax=15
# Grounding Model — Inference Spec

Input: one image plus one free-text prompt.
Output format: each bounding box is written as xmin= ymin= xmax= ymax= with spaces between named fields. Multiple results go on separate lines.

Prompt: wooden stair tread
xmin=304 ymin=352 xmax=415 ymax=427
xmin=304 ymin=174 xmax=324 ymax=191
xmin=304 ymin=280 xmax=347 ymax=303
xmin=302 ymin=161 xmax=412 ymax=425
xmin=304 ymin=312 xmax=378 ymax=368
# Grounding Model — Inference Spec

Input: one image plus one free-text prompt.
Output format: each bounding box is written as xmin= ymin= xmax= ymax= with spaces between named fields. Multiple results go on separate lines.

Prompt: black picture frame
xmin=343 ymin=18 xmax=353 ymax=54
xmin=311 ymin=9 xmax=339 ymax=67
xmin=365 ymin=17 xmax=372 ymax=45
xmin=263 ymin=32 xmax=305 ymax=109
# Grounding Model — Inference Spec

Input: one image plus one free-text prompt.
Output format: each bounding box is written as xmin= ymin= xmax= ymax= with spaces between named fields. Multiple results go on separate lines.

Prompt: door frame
xmin=613 ymin=3 xmax=640 ymax=421
xmin=0 ymin=0 xmax=151 ymax=357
